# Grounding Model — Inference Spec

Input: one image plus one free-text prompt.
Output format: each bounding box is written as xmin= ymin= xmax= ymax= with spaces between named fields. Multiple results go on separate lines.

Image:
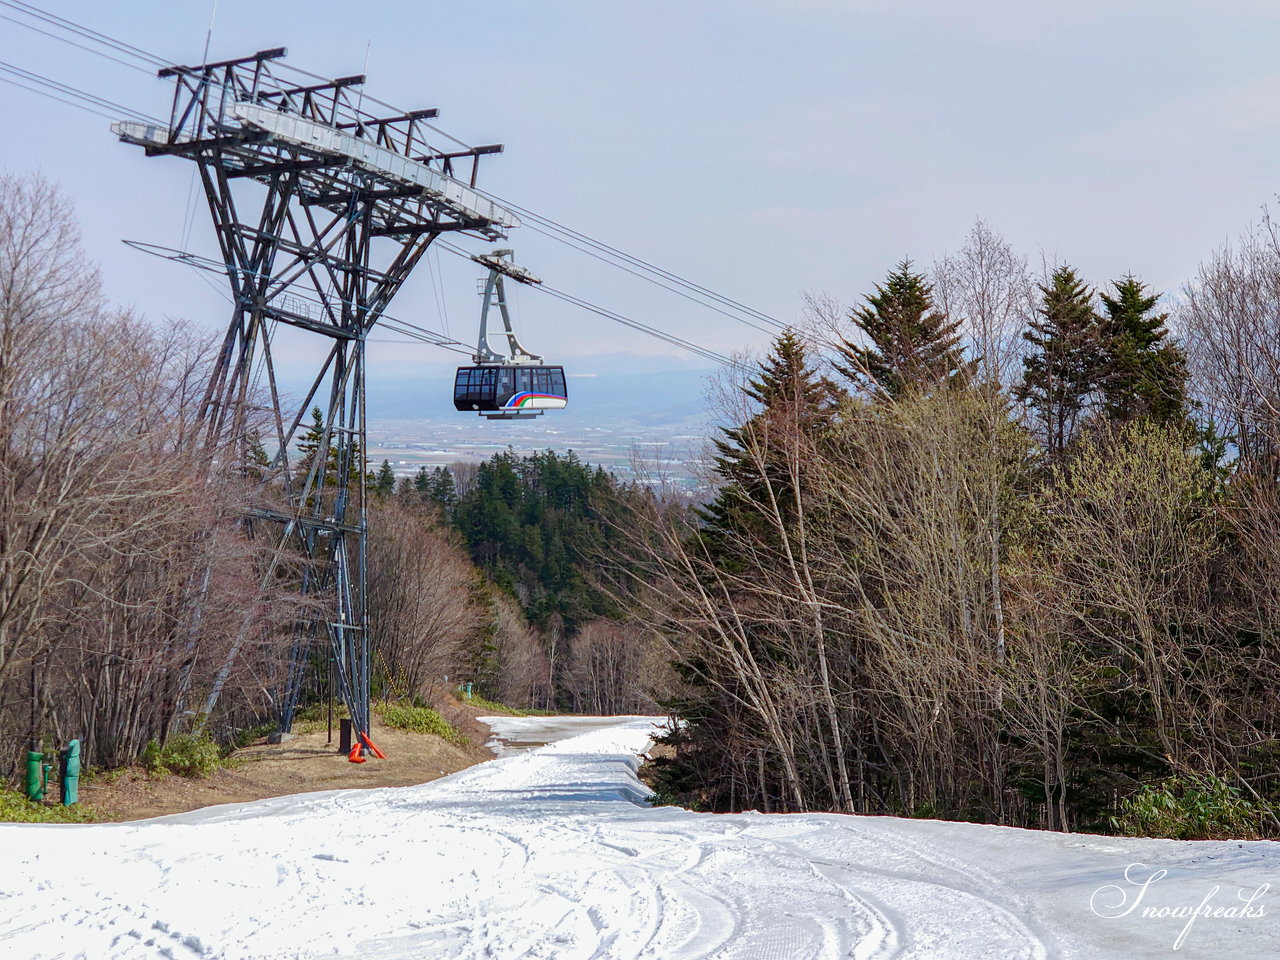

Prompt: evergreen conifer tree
xmin=835 ymin=260 xmax=972 ymax=399
xmin=294 ymin=405 xmax=364 ymax=487
xmin=427 ymin=466 xmax=457 ymax=513
xmin=660 ymin=330 xmax=842 ymax=810
xmin=1016 ymin=266 xmax=1102 ymax=457
xmin=449 ymin=450 xmax=630 ymax=632
xmin=243 ymin=430 xmax=271 ymax=482
xmin=374 ymin=459 xmax=396 ymax=497
xmin=295 ymin=406 xmax=327 ymax=475
xmin=1097 ymin=275 xmax=1188 ymax=426
xmin=700 ymin=329 xmax=839 ymax=560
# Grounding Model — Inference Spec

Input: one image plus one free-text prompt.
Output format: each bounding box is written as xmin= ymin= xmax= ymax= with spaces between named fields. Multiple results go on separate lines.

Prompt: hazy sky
xmin=5 ymin=0 xmax=1280 ymax=381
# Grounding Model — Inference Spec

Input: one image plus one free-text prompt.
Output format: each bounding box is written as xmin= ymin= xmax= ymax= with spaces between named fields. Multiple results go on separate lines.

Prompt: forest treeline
xmin=633 ymin=221 xmax=1280 ymax=837
xmin=0 ymin=174 xmax=300 ymax=778
xmin=7 ymin=168 xmax=1280 ymax=839
xmin=366 ymin=448 xmax=668 ymax=716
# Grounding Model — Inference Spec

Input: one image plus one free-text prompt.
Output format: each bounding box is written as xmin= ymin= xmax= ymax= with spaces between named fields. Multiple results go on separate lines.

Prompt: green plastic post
xmin=25 ymin=750 xmax=44 ymax=801
xmin=61 ymin=740 xmax=80 ymax=806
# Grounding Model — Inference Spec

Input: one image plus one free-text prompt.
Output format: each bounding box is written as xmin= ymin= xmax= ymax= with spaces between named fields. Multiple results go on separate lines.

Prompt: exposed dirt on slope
xmin=78 ymin=702 xmax=501 ymax=822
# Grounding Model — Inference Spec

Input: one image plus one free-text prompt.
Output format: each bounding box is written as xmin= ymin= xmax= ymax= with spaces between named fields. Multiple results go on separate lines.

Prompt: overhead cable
xmin=476 ymin=189 xmax=786 ymax=332
xmin=0 ymin=60 xmax=163 ymax=124
xmin=0 ymin=73 xmax=118 ymax=120
xmin=0 ymin=0 xmax=168 ymax=68
xmin=4 ymin=6 xmax=763 ymax=368
xmin=434 ymin=238 xmax=743 ymax=367
xmin=0 ymin=10 xmax=155 ymax=74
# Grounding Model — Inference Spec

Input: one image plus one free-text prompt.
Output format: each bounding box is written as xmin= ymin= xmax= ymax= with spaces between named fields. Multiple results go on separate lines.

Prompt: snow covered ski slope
xmin=3 ymin=716 xmax=1277 ymax=959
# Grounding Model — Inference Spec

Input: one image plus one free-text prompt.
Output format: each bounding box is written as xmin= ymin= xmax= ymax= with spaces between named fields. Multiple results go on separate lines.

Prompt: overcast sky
xmin=5 ymin=0 xmax=1280 ymax=381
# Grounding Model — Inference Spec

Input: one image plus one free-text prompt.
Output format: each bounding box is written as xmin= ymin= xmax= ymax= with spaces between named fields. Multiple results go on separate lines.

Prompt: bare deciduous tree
xmin=1178 ymin=214 xmax=1280 ymax=460
xmin=933 ymin=218 xmax=1035 ymax=390
xmin=0 ymin=173 xmax=298 ymax=776
xmin=367 ymin=500 xmax=485 ymax=699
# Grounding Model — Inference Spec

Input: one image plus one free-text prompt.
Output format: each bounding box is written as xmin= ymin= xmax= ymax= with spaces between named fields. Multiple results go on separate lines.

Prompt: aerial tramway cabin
xmin=452 ymin=363 xmax=568 ymax=418
xmin=453 ymin=249 xmax=567 ymax=419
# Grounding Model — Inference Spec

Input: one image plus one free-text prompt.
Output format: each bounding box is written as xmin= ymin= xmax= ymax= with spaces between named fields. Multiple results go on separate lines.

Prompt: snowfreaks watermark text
xmin=1090 ymin=862 xmax=1269 ymax=950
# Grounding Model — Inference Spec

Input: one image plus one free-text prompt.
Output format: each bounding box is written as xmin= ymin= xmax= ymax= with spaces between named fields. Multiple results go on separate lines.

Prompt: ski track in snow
xmin=2 ymin=716 xmax=1277 ymax=959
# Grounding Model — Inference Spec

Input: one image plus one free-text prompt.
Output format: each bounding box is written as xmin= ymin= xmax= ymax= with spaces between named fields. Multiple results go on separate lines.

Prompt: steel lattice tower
xmin=114 ymin=48 xmax=517 ymax=750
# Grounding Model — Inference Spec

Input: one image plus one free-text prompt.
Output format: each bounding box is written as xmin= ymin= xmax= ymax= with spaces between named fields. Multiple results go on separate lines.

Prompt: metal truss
xmin=114 ymin=47 xmax=516 ymax=751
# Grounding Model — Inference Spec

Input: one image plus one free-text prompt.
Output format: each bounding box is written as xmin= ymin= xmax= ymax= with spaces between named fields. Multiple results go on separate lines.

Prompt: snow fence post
xmin=25 ymin=750 xmax=45 ymax=801
xmin=60 ymin=740 xmax=80 ymax=806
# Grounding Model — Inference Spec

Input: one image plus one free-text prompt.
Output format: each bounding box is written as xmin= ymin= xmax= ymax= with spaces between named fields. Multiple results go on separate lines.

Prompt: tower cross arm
xmin=158 ymin=47 xmax=287 ymax=78
xmin=229 ymin=103 xmax=521 ymax=236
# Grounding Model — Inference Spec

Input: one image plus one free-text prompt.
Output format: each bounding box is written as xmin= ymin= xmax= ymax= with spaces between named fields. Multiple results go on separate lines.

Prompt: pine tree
xmin=835 ymin=260 xmax=973 ymax=399
xmin=374 ymin=459 xmax=396 ymax=498
xmin=427 ymin=466 xmax=457 ymax=513
xmin=243 ymin=430 xmax=271 ymax=482
xmin=295 ymin=406 xmax=327 ymax=477
xmin=742 ymin=328 xmax=838 ymax=414
xmin=294 ymin=405 xmax=364 ymax=487
xmin=660 ymin=331 xmax=842 ymax=812
xmin=1097 ymin=275 xmax=1188 ymax=426
xmin=1016 ymin=266 xmax=1102 ymax=457
xmin=708 ymin=332 xmax=837 ymax=497
xmin=700 ymin=329 xmax=839 ymax=562
xmin=449 ymin=450 xmax=632 ymax=633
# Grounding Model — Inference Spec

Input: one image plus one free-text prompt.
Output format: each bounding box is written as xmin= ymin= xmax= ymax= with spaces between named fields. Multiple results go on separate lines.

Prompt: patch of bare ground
xmin=80 ymin=699 xmax=501 ymax=822
xmin=636 ymin=741 xmax=675 ymax=783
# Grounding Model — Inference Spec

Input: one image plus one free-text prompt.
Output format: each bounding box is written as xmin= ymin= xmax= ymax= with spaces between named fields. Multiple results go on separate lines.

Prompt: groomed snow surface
xmin=3 ymin=716 xmax=1276 ymax=959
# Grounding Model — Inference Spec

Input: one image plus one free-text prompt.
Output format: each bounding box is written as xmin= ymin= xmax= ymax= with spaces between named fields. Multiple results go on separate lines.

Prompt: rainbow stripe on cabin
xmin=505 ymin=391 xmax=567 ymax=409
